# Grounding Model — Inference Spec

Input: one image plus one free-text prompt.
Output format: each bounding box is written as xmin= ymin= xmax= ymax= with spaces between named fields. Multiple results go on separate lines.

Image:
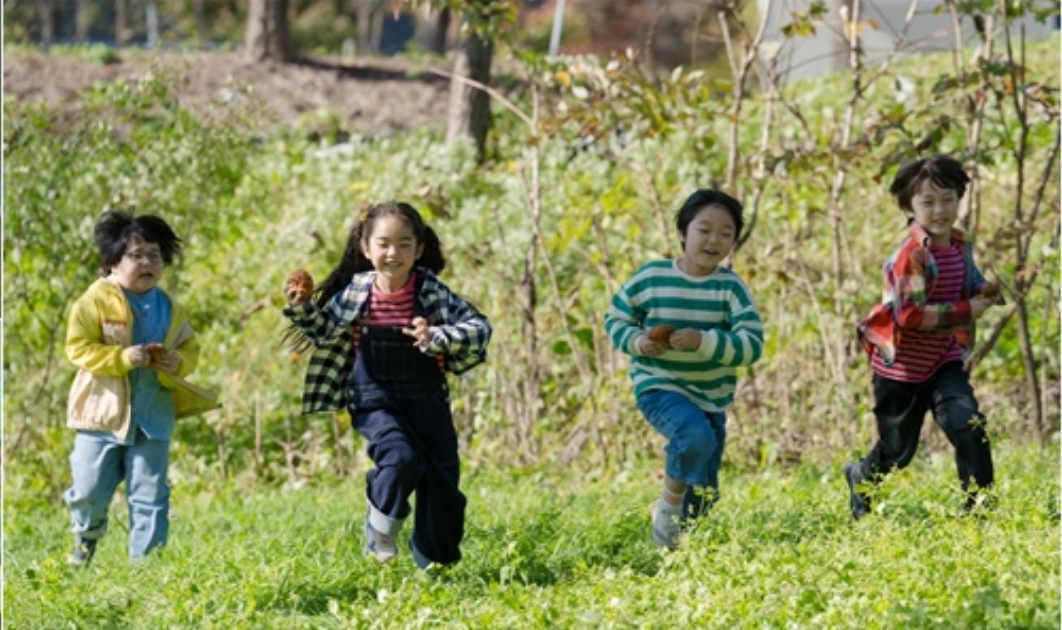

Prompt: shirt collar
xmin=907 ymin=221 xmax=967 ymax=247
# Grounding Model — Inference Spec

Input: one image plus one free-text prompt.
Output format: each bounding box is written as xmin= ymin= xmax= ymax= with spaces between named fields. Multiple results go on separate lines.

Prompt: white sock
xmin=657 ymin=497 xmax=682 ymax=515
xmin=660 ymin=482 xmax=684 ymax=509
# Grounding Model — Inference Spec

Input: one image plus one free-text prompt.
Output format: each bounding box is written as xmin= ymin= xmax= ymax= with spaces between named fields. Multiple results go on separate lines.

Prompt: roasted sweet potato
xmin=146 ymin=343 xmax=166 ymax=366
xmin=286 ymin=269 xmax=314 ymax=300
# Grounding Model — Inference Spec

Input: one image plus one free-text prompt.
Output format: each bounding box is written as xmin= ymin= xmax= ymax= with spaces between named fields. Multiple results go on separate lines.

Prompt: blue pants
xmin=64 ymin=427 xmax=171 ymax=559
xmin=637 ymin=389 xmax=727 ymax=519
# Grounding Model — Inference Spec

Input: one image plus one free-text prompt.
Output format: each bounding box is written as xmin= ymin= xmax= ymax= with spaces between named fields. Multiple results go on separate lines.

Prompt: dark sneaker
xmin=963 ymin=490 xmax=997 ymax=516
xmin=67 ymin=538 xmax=97 ymax=567
xmin=409 ymin=538 xmax=443 ymax=574
xmin=364 ymin=519 xmax=397 ymax=563
xmin=843 ymin=462 xmax=871 ymax=520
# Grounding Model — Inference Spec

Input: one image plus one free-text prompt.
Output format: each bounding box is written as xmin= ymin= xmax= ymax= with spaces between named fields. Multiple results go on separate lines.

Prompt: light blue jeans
xmin=637 ymin=389 xmax=727 ymax=519
xmin=64 ymin=427 xmax=171 ymax=559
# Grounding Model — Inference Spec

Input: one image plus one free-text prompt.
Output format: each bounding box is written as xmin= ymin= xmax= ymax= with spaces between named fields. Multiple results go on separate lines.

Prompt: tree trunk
xmin=37 ymin=0 xmax=57 ymax=48
xmin=75 ymin=0 xmax=91 ymax=43
xmin=432 ymin=7 xmax=451 ymax=53
xmin=353 ymin=0 xmax=382 ymax=55
xmin=246 ymin=0 xmax=291 ymax=62
xmin=145 ymin=1 xmax=159 ymax=48
xmin=195 ymin=0 xmax=207 ymax=48
xmin=446 ymin=29 xmax=493 ymax=162
xmin=115 ymin=0 xmax=127 ymax=49
xmin=128 ymin=0 xmax=143 ymax=45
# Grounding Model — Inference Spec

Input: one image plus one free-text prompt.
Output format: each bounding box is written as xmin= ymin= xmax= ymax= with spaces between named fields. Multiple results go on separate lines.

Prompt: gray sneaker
xmin=364 ymin=519 xmax=397 ymax=563
xmin=843 ymin=462 xmax=871 ymax=520
xmin=651 ymin=501 xmax=682 ymax=550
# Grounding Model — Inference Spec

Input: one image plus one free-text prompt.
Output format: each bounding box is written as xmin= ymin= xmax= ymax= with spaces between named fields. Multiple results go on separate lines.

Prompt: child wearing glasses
xmin=63 ymin=210 xmax=218 ymax=566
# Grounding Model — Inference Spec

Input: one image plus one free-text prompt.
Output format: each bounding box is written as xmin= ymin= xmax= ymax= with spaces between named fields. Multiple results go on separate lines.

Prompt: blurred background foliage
xmin=4 ymin=1 xmax=1059 ymax=502
xmin=1 ymin=0 xmax=743 ymax=73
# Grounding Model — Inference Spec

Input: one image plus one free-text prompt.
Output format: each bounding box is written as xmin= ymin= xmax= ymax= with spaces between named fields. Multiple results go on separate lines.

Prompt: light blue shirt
xmin=122 ymin=287 xmax=176 ymax=442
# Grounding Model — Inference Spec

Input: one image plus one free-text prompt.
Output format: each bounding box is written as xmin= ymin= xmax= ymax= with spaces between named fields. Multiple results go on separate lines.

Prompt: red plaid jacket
xmin=857 ymin=223 xmax=989 ymax=366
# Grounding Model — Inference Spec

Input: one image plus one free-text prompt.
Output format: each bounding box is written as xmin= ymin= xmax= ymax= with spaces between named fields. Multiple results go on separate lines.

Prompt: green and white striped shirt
xmin=605 ymin=260 xmax=764 ymax=412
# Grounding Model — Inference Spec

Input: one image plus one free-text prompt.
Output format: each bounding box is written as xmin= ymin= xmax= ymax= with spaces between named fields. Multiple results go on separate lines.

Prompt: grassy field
xmin=4 ymin=19 xmax=1059 ymax=629
xmin=4 ymin=442 xmax=1058 ymax=629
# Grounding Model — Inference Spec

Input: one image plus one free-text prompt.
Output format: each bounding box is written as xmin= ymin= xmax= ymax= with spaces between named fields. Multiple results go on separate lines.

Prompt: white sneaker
xmin=364 ymin=519 xmax=397 ymax=563
xmin=651 ymin=501 xmax=682 ymax=550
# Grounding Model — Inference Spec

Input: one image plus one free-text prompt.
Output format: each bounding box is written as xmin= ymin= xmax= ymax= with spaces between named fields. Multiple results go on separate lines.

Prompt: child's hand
xmin=284 ymin=269 xmax=314 ymax=306
xmin=124 ymin=345 xmax=152 ymax=368
xmin=637 ymin=336 xmax=668 ymax=357
xmin=970 ymin=295 xmax=994 ymax=319
xmin=668 ymin=328 xmax=702 ymax=351
xmin=641 ymin=325 xmax=674 ymax=356
xmin=404 ymin=316 xmax=431 ymax=349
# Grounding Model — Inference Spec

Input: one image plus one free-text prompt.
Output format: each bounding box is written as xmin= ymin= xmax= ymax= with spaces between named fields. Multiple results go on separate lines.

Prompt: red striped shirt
xmin=872 ymin=243 xmax=965 ymax=382
xmin=352 ymin=273 xmax=445 ymax=372
xmin=365 ymin=275 xmax=417 ymax=326
xmin=352 ymin=273 xmax=416 ymax=358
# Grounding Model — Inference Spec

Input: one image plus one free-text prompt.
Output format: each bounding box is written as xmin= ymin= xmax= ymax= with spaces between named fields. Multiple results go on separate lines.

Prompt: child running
xmin=846 ymin=155 xmax=1001 ymax=519
xmin=605 ymin=189 xmax=764 ymax=549
xmin=283 ymin=201 xmax=491 ymax=570
xmin=64 ymin=210 xmax=218 ymax=566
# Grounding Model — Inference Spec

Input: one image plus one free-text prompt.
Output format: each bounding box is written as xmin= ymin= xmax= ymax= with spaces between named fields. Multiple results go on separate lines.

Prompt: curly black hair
xmin=94 ymin=210 xmax=181 ymax=276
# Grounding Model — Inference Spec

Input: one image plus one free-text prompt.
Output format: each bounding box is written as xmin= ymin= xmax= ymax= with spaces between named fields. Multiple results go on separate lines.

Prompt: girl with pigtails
xmin=282 ymin=201 xmax=491 ymax=571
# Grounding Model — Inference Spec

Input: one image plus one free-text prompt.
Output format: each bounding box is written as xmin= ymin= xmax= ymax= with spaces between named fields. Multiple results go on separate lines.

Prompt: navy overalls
xmin=347 ymin=318 xmax=467 ymax=567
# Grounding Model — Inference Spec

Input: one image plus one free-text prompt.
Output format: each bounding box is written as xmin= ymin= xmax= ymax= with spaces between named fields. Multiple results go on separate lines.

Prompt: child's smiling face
xmin=910 ymin=179 xmax=960 ymax=245
xmin=679 ymin=204 xmax=737 ymax=276
xmin=361 ymin=214 xmax=423 ymax=290
xmin=111 ymin=236 xmax=163 ymax=294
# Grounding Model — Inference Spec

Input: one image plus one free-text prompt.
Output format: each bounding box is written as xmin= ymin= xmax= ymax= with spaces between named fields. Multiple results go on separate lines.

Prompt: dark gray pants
xmin=855 ymin=361 xmax=994 ymax=494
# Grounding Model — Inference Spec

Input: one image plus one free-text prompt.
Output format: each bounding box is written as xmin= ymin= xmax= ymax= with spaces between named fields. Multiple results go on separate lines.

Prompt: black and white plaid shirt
xmin=283 ymin=267 xmax=491 ymax=414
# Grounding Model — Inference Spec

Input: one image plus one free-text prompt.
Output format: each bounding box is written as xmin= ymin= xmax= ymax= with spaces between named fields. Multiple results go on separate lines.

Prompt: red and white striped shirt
xmin=352 ymin=272 xmax=445 ymax=372
xmin=872 ymin=243 xmax=965 ymax=382
xmin=363 ymin=275 xmax=417 ymax=327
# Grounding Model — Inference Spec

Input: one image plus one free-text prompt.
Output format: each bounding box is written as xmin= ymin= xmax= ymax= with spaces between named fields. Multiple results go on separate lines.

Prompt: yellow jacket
xmin=65 ymin=276 xmax=219 ymax=438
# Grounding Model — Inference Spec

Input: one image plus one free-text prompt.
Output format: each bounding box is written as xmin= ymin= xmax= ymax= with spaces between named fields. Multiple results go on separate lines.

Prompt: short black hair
xmin=889 ymin=155 xmax=970 ymax=212
xmin=675 ymin=189 xmax=744 ymax=244
xmin=94 ymin=210 xmax=181 ymax=275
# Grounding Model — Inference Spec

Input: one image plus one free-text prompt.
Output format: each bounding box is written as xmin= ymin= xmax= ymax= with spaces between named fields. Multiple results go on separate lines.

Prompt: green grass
xmin=5 ymin=443 xmax=1058 ymax=629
